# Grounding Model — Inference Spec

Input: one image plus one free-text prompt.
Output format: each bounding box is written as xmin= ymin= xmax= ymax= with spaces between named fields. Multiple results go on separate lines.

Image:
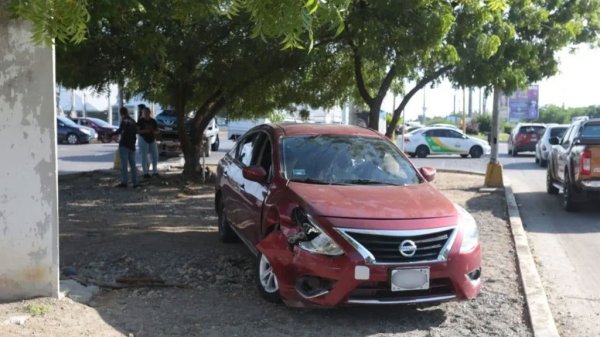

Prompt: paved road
xmin=57 ymin=131 xmax=233 ymax=175
xmin=412 ymin=143 xmax=600 ymax=336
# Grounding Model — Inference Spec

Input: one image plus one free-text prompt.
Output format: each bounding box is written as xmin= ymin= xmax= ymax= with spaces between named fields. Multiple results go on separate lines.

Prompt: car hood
xmin=468 ymin=136 xmax=490 ymax=148
xmin=287 ymin=182 xmax=456 ymax=220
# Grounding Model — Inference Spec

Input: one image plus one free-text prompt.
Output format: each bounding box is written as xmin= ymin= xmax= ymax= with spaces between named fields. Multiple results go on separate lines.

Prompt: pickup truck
xmin=546 ymin=117 xmax=600 ymax=211
xmin=155 ymin=110 xmax=219 ymax=157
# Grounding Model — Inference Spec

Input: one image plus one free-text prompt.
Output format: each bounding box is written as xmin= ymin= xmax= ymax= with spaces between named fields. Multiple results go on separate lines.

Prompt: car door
xmin=555 ymin=125 xmax=575 ymax=182
xmin=56 ymin=119 xmax=67 ymax=142
xmin=224 ymin=131 xmax=269 ymax=245
xmin=446 ymin=129 xmax=470 ymax=154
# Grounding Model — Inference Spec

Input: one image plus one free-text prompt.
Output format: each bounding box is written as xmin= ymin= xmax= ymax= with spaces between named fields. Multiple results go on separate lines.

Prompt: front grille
xmin=348 ymin=278 xmax=454 ymax=302
xmin=343 ymin=228 xmax=455 ymax=264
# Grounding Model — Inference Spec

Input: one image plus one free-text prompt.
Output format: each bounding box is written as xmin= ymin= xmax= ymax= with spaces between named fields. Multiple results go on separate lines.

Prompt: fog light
xmin=295 ymin=276 xmax=334 ymax=299
xmin=467 ymin=268 xmax=481 ymax=281
xmin=354 ymin=266 xmax=370 ymax=280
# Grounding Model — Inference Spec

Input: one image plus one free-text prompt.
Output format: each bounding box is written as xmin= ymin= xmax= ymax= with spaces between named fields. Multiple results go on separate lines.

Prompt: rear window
xmin=549 ymin=127 xmax=567 ymax=138
xmin=581 ymin=124 xmax=600 ymax=138
xmin=519 ymin=126 xmax=545 ymax=134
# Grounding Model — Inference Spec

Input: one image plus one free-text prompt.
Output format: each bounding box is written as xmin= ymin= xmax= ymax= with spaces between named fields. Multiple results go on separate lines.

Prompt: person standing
xmin=137 ymin=107 xmax=159 ymax=178
xmin=113 ymin=107 xmax=139 ymax=188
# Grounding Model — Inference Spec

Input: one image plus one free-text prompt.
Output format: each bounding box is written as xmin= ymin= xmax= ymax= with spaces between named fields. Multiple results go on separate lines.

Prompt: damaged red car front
xmin=215 ymin=123 xmax=481 ymax=307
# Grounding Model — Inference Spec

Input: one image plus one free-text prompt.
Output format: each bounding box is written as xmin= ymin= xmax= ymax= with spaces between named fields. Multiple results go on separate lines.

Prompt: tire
xmin=546 ymin=168 xmax=559 ymax=195
xmin=563 ymin=171 xmax=577 ymax=212
xmin=217 ymin=197 xmax=238 ymax=243
xmin=415 ymin=145 xmax=429 ymax=158
xmin=460 ymin=154 xmax=469 ymax=158
xmin=508 ymin=142 xmax=512 ymax=155
xmin=100 ymin=134 xmax=111 ymax=143
xmin=211 ymin=135 xmax=220 ymax=151
xmin=469 ymin=146 xmax=483 ymax=159
xmin=512 ymin=148 xmax=518 ymax=157
xmin=66 ymin=133 xmax=79 ymax=145
xmin=255 ymin=253 xmax=281 ymax=303
xmin=540 ymin=158 xmax=547 ymax=167
xmin=535 ymin=156 xmax=539 ymax=164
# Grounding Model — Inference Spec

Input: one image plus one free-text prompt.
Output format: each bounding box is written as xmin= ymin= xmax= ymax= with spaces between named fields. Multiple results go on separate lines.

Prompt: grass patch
xmin=472 ymin=132 xmax=509 ymax=143
xmin=24 ymin=303 xmax=50 ymax=316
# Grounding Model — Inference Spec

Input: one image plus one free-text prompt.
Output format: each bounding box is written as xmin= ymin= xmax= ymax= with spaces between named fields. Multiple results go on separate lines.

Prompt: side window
xmin=258 ymin=139 xmax=273 ymax=175
xmin=561 ymin=127 xmax=574 ymax=148
xmin=237 ymin=134 xmax=258 ymax=166
xmin=236 ymin=132 xmax=267 ymax=167
xmin=448 ymin=130 xmax=463 ymax=139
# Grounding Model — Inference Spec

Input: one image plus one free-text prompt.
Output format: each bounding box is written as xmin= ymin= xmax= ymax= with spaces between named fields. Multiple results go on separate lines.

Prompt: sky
xmin=68 ymin=46 xmax=600 ymax=121
xmin=382 ymin=46 xmax=600 ymax=121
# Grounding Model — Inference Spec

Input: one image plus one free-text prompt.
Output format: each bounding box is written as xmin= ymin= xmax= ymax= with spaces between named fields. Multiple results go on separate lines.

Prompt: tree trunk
xmin=385 ymin=65 xmax=453 ymax=138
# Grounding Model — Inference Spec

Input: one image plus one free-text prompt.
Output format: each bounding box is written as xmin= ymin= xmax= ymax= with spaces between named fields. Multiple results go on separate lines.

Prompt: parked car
xmin=56 ymin=116 xmax=94 ymax=144
xmin=155 ymin=109 xmax=218 ymax=156
xmin=508 ymin=123 xmax=546 ymax=156
xmin=399 ymin=127 xmax=490 ymax=158
xmin=546 ymin=118 xmax=600 ymax=211
xmin=72 ymin=117 xmax=119 ymax=143
xmin=432 ymin=123 xmax=460 ymax=130
xmin=535 ymin=125 xmax=568 ymax=167
xmin=227 ymin=118 xmax=270 ymax=140
xmin=215 ymin=123 xmax=481 ymax=307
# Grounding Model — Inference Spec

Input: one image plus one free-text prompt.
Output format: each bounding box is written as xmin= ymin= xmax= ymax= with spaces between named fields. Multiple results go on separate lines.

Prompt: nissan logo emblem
xmin=399 ymin=240 xmax=417 ymax=257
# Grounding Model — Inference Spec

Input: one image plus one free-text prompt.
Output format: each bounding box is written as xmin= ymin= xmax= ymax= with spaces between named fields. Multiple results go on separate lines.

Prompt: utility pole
xmin=453 ymin=93 xmax=456 ymax=116
xmin=82 ymin=93 xmax=87 ymax=118
xmin=107 ymin=87 xmax=112 ymax=125
xmin=462 ymin=88 xmax=466 ymax=133
xmin=422 ymin=88 xmax=427 ymax=125
xmin=484 ymin=87 xmax=504 ymax=187
xmin=468 ymin=87 xmax=473 ymax=117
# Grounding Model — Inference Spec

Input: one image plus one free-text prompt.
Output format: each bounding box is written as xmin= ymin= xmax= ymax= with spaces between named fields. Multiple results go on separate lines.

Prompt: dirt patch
xmin=1 ymin=171 xmax=531 ymax=337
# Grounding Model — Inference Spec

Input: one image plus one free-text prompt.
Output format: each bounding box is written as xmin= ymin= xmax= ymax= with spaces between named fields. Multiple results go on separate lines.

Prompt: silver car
xmin=535 ymin=124 xmax=568 ymax=167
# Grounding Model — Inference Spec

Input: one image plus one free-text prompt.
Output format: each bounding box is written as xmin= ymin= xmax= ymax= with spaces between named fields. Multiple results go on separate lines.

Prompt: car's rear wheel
xmin=540 ymin=158 xmax=547 ymax=167
xmin=469 ymin=146 xmax=483 ymax=158
xmin=415 ymin=145 xmax=429 ymax=158
xmin=66 ymin=133 xmax=79 ymax=145
xmin=100 ymin=134 xmax=112 ymax=143
xmin=563 ymin=172 xmax=577 ymax=212
xmin=546 ymin=168 xmax=558 ymax=195
xmin=217 ymin=198 xmax=238 ymax=243
xmin=535 ymin=155 xmax=539 ymax=164
xmin=211 ymin=135 xmax=220 ymax=151
xmin=256 ymin=253 xmax=281 ymax=303
xmin=512 ymin=148 xmax=518 ymax=157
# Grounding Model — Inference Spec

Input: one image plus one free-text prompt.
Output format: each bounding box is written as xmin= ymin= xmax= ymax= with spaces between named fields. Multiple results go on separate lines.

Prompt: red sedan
xmin=215 ymin=123 xmax=481 ymax=307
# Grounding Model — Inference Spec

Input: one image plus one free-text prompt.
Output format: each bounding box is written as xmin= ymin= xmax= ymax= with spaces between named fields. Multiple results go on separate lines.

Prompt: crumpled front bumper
xmin=257 ymin=229 xmax=481 ymax=308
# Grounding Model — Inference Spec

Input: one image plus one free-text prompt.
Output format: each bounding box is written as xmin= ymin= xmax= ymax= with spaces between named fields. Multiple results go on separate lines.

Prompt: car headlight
xmin=79 ymin=128 xmax=91 ymax=135
xmin=292 ymin=209 xmax=344 ymax=256
xmin=455 ymin=204 xmax=479 ymax=253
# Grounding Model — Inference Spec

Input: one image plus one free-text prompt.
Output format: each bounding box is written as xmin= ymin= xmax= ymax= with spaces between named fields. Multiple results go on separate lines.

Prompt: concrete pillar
xmin=0 ymin=8 xmax=59 ymax=301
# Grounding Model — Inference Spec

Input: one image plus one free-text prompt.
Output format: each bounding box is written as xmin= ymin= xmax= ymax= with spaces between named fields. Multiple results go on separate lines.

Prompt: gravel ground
xmin=0 ymin=171 xmax=531 ymax=337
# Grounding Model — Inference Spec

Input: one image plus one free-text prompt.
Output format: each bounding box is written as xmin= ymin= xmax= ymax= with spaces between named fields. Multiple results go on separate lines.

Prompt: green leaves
xmin=9 ymin=0 xmax=90 ymax=45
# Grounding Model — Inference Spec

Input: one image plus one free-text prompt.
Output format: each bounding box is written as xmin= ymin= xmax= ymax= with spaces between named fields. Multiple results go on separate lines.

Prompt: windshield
xmin=282 ymin=135 xmax=420 ymax=185
xmin=58 ymin=116 xmax=78 ymax=127
xmin=88 ymin=118 xmax=113 ymax=128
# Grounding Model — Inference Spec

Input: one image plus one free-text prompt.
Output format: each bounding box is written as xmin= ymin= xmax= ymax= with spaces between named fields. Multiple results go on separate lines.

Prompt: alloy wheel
xmin=258 ymin=254 xmax=279 ymax=294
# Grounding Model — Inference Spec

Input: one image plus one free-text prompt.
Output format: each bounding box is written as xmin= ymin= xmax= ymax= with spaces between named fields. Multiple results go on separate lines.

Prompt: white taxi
xmin=398 ymin=127 xmax=491 ymax=158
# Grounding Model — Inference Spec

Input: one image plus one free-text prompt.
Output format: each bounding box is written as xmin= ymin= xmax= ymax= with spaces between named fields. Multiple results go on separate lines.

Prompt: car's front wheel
xmin=256 ymin=253 xmax=281 ymax=303
xmin=546 ymin=168 xmax=558 ymax=195
xmin=563 ymin=172 xmax=578 ymax=212
xmin=66 ymin=133 xmax=79 ymax=145
xmin=469 ymin=146 xmax=483 ymax=159
xmin=211 ymin=135 xmax=220 ymax=151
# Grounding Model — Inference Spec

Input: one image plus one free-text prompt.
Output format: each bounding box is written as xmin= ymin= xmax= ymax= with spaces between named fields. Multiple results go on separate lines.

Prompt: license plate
xmin=390 ymin=268 xmax=430 ymax=292
xmin=164 ymin=127 xmax=173 ymax=131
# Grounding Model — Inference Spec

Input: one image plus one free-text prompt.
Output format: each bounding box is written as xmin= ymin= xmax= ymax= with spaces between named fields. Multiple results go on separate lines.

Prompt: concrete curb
xmin=503 ymin=182 xmax=560 ymax=337
xmin=438 ymin=168 xmax=559 ymax=337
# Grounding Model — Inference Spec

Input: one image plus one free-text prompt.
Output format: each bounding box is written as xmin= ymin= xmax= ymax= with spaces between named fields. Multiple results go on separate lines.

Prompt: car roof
xmin=273 ymin=123 xmax=381 ymax=138
xmin=419 ymin=126 xmax=463 ymax=132
xmin=516 ymin=123 xmax=545 ymax=127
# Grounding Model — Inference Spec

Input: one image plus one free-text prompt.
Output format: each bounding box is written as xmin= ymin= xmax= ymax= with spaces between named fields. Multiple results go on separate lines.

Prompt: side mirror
xmin=419 ymin=167 xmax=436 ymax=182
xmin=549 ymin=137 xmax=559 ymax=145
xmin=242 ymin=166 xmax=268 ymax=184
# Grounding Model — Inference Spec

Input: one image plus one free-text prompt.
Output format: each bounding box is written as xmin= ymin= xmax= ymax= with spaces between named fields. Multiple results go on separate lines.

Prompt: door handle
xmin=240 ymin=183 xmax=245 ymax=190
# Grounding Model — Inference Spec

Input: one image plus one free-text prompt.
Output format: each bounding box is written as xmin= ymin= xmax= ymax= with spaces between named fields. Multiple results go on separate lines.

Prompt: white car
xmin=399 ymin=127 xmax=491 ymax=158
xmin=534 ymin=124 xmax=568 ymax=167
xmin=204 ymin=117 xmax=220 ymax=151
xmin=227 ymin=118 xmax=270 ymax=140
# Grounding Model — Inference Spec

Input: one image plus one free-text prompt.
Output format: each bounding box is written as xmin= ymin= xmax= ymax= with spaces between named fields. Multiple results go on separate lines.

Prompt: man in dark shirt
xmin=113 ymin=107 xmax=139 ymax=187
xmin=137 ymin=107 xmax=159 ymax=178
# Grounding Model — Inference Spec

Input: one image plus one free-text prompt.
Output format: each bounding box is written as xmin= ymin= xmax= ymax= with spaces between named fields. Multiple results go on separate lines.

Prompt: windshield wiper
xmin=343 ymin=179 xmax=401 ymax=186
xmin=290 ymin=178 xmax=340 ymax=185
